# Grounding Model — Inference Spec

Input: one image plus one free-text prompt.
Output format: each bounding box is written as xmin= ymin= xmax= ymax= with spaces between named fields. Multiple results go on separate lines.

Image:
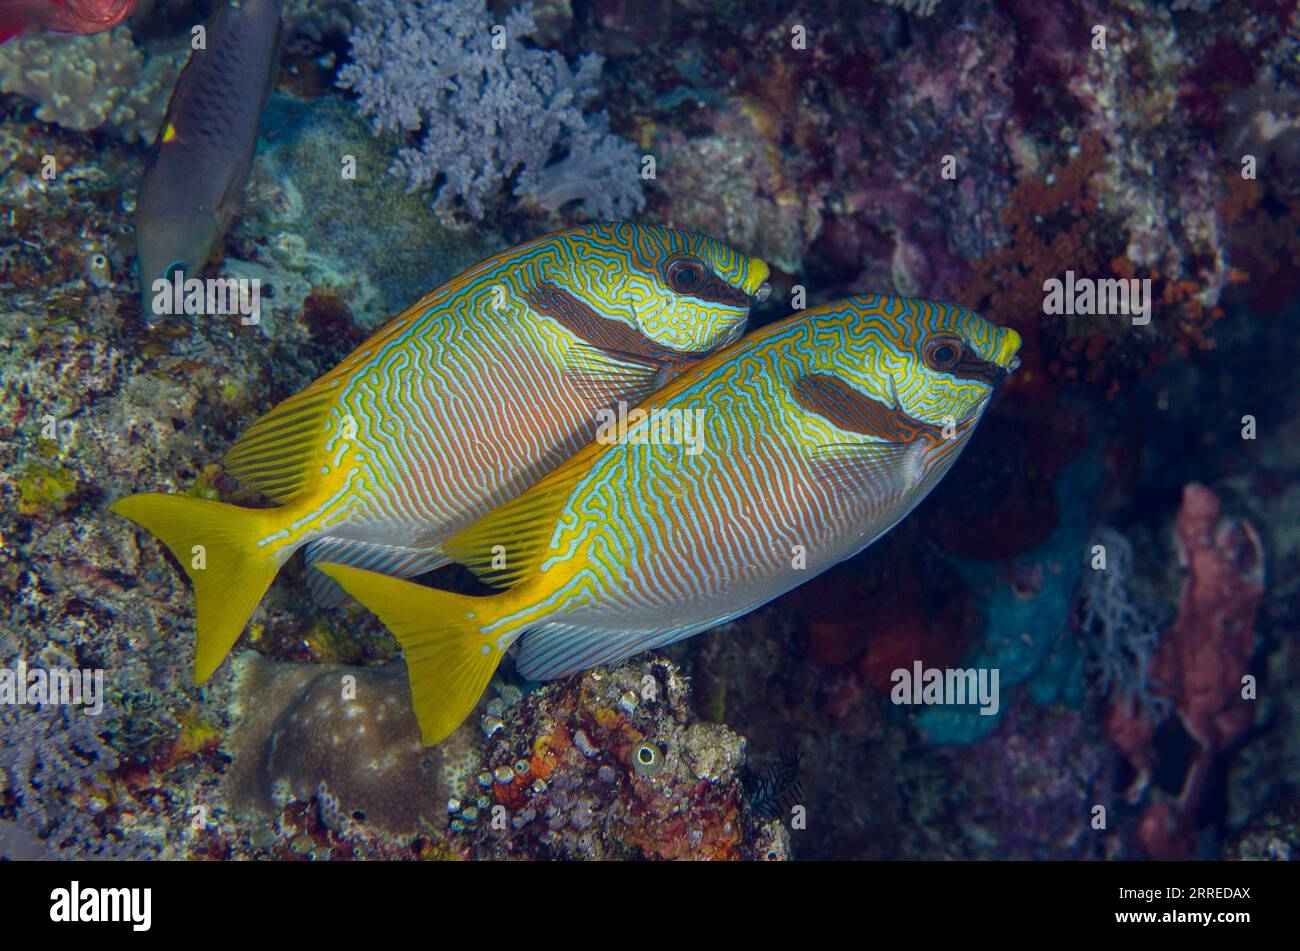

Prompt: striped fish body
xmin=321 ymin=294 xmax=1021 ymax=743
xmin=112 ymin=223 xmax=770 ymax=681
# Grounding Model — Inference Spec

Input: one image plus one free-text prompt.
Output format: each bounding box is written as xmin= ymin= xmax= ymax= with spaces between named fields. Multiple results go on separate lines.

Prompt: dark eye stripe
xmin=924 ymin=335 xmax=1006 ymax=386
xmin=791 ymin=373 xmax=943 ymax=443
xmin=951 ymin=354 xmax=1008 ymax=386
xmin=661 ymin=254 xmax=756 ymax=307
xmin=523 ymin=281 xmax=704 ymax=370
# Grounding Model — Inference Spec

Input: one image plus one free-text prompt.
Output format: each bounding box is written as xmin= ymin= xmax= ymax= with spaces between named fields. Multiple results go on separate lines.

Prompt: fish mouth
xmin=975 ymin=329 xmax=1022 ymax=386
xmin=740 ymin=258 xmax=772 ymax=304
xmin=992 ymin=353 xmax=1021 ymax=385
xmin=985 ymin=358 xmax=1018 ymax=386
xmin=992 ymin=327 xmax=1023 ymax=372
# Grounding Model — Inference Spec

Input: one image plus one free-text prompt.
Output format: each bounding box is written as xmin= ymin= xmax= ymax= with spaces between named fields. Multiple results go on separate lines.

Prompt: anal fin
xmin=516 ymin=619 xmax=725 ymax=681
xmin=303 ymin=537 xmax=449 ymax=607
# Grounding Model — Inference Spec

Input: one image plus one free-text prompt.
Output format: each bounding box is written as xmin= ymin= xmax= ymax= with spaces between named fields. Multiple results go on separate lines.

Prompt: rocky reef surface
xmin=2 ymin=0 xmax=1298 ymax=860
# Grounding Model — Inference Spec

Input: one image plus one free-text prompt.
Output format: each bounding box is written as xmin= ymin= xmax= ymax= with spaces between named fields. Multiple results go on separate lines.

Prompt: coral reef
xmin=1105 ymin=483 xmax=1265 ymax=859
xmin=1075 ymin=527 xmax=1167 ymax=719
xmin=0 ymin=0 xmax=1297 ymax=865
xmin=247 ymin=94 xmax=502 ymax=330
xmin=931 ymin=705 xmax=1112 ymax=859
xmin=223 ymin=656 xmax=471 ymax=846
xmin=1225 ymin=798 xmax=1300 ymax=861
xmin=0 ymin=100 xmax=488 ymax=857
xmin=0 ymin=29 xmax=186 ymax=144
xmin=914 ymin=453 xmax=1098 ymax=745
xmin=785 ymin=527 xmax=974 ymax=686
xmin=650 ymin=99 xmax=823 ymax=276
xmin=954 ymin=133 xmax=1112 ymax=385
xmin=0 ymin=701 xmax=137 ymax=858
xmin=676 ymin=599 xmax=1113 ymax=860
xmin=451 ymin=658 xmax=786 ymax=860
xmin=338 ymin=0 xmax=643 ymax=219
xmin=214 ymin=654 xmax=789 ymax=861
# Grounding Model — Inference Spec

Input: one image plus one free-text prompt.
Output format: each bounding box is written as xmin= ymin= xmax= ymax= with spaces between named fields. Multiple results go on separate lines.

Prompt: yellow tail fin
xmin=317 ymin=563 xmax=509 ymax=745
xmin=110 ymin=494 xmax=281 ymax=683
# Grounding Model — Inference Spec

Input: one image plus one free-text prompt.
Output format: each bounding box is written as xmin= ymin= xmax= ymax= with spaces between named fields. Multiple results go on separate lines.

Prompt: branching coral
xmin=338 ymin=0 xmax=643 ymax=219
xmin=1075 ymin=527 xmax=1168 ymax=719
xmin=0 ymin=701 xmax=157 ymax=858
xmin=524 ymin=118 xmax=645 ymax=221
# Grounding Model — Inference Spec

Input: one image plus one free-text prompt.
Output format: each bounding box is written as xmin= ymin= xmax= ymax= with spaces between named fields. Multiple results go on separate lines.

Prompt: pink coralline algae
xmin=1105 ymin=483 xmax=1265 ymax=859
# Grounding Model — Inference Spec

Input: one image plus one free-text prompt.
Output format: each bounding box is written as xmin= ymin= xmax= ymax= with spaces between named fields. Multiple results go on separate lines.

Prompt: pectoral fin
xmin=526 ymin=280 xmax=703 ymax=401
xmin=789 ymin=373 xmax=938 ymax=499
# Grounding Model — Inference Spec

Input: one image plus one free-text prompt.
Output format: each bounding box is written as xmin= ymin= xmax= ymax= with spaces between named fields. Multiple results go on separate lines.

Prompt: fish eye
xmin=924 ymin=336 xmax=964 ymax=371
xmin=665 ymin=257 xmax=707 ymax=293
xmin=631 ymin=740 xmax=665 ymax=775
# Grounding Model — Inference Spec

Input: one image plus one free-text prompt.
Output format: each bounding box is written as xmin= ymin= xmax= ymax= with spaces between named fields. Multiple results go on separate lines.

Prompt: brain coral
xmin=225 ymin=655 xmax=478 ymax=844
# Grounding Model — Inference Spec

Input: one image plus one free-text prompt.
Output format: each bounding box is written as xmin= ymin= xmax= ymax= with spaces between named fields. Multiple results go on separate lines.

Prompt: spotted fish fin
xmin=516 ymin=619 xmax=726 ymax=681
xmin=441 ymin=449 xmax=597 ymax=590
xmin=223 ymin=386 xmax=335 ymax=503
xmin=303 ymin=537 xmax=450 ymax=607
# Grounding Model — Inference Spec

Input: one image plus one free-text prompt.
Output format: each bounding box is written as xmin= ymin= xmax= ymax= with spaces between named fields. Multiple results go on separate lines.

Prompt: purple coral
xmin=338 ymin=0 xmax=644 ymax=219
xmin=0 ymin=702 xmax=118 ymax=831
xmin=1074 ymin=528 xmax=1169 ymax=719
xmin=0 ymin=702 xmax=158 ymax=858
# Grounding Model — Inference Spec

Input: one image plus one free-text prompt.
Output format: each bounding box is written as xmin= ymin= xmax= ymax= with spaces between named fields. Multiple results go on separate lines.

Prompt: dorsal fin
xmin=441 ymin=448 xmax=598 ymax=589
xmin=221 ymin=231 xmax=588 ymax=502
xmin=221 ymin=296 xmax=428 ymax=503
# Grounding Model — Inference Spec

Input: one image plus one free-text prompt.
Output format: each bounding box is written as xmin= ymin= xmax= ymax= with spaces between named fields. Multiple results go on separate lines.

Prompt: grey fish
xmin=135 ymin=0 xmax=284 ymax=324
